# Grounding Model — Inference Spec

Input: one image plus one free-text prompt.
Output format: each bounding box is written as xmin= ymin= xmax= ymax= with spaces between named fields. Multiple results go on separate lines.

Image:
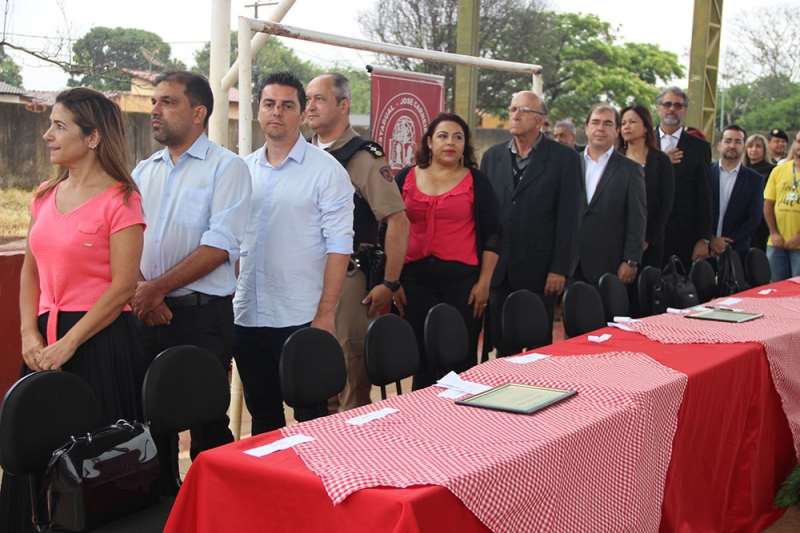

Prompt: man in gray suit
xmin=480 ymin=91 xmax=582 ymax=355
xmin=574 ymin=104 xmax=647 ymax=285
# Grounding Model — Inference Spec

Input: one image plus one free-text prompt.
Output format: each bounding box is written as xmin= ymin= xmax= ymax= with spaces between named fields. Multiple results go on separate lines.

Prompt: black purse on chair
xmin=42 ymin=420 xmax=160 ymax=532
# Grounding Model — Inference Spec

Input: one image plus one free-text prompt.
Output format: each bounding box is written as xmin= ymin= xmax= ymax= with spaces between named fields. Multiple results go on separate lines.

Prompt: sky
xmin=3 ymin=0 xmax=798 ymax=92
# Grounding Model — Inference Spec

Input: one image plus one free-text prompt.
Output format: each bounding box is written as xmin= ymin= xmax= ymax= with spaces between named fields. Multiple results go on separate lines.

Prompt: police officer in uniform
xmin=306 ymin=73 xmax=410 ymax=412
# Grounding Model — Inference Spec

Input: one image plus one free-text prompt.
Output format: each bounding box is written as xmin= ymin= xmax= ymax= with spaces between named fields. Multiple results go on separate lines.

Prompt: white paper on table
xmin=244 ymin=434 xmax=315 ymax=457
xmin=345 ymin=407 xmax=399 ymax=426
xmin=587 ymin=333 xmax=612 ymax=343
xmin=436 ymin=371 xmax=493 ymax=397
xmin=506 ymin=352 xmax=550 ymax=364
xmin=608 ymin=322 xmax=635 ymax=332
xmin=613 ymin=316 xmax=638 ymax=323
xmin=667 ymin=307 xmax=695 ymax=314
xmin=758 ymin=289 xmax=777 ymax=295
xmin=716 ymin=297 xmax=743 ymax=305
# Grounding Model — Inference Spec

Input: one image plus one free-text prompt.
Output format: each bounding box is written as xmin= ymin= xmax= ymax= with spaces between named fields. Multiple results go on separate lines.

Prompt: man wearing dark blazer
xmin=657 ymin=87 xmax=713 ymax=268
xmin=710 ymin=125 xmax=765 ymax=261
xmin=575 ymin=104 xmax=647 ymax=285
xmin=480 ymin=91 xmax=582 ymax=355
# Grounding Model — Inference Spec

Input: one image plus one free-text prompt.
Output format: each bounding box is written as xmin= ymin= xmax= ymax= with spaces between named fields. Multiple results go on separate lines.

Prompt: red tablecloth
xmin=164 ymin=282 xmax=798 ymax=533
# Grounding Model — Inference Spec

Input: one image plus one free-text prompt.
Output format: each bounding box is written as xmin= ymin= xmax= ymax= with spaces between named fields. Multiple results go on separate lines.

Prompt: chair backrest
xmin=689 ymin=259 xmax=717 ymax=304
xmin=502 ymin=289 xmax=550 ymax=354
xmin=280 ymin=328 xmax=346 ymax=408
xmin=637 ymin=266 xmax=666 ymax=317
xmin=562 ymin=282 xmax=606 ymax=338
xmin=0 ymin=371 xmax=103 ymax=476
xmin=365 ymin=314 xmax=420 ymax=387
xmin=744 ymin=247 xmax=771 ymax=288
xmin=142 ymin=345 xmax=231 ymax=435
xmin=717 ymin=246 xmax=748 ymax=295
xmin=597 ymin=273 xmax=630 ymax=322
xmin=424 ymin=303 xmax=469 ymax=371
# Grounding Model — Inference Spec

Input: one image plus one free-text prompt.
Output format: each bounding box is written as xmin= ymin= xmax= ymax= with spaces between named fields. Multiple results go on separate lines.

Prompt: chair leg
xmin=395 ymin=380 xmax=403 ymax=397
xmin=380 ymin=385 xmax=387 ymax=401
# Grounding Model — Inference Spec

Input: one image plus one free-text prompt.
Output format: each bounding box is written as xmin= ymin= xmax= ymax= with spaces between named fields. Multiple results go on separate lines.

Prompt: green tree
xmin=358 ymin=3 xmax=684 ymax=119
xmin=715 ymin=75 xmax=798 ymax=130
xmin=69 ymin=27 xmax=185 ymax=90
xmin=192 ymin=31 xmax=322 ymax=89
xmin=0 ymin=46 xmax=23 ymax=88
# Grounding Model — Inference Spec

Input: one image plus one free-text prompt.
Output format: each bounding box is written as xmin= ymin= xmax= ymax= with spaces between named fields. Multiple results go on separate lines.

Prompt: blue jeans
xmin=766 ymin=246 xmax=800 ymax=281
xmin=233 ymin=323 xmax=326 ymax=435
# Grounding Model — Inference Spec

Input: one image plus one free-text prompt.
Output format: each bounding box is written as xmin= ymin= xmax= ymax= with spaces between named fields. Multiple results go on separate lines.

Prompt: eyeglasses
xmin=508 ymin=106 xmax=545 ymax=117
xmin=659 ymin=101 xmax=686 ymax=110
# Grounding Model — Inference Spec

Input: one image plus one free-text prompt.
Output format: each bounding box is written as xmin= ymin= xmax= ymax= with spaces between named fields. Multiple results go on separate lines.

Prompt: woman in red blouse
xmin=392 ymin=113 xmax=502 ymax=389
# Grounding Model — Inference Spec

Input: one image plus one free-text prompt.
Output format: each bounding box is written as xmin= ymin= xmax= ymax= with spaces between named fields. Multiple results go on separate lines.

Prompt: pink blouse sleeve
xmin=108 ymin=190 xmax=146 ymax=234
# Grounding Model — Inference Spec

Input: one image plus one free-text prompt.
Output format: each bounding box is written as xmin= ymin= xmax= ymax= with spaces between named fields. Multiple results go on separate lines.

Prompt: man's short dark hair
xmin=585 ymin=103 xmax=620 ymax=128
xmin=259 ymin=71 xmax=307 ymax=112
xmin=153 ymin=71 xmax=214 ymax=128
xmin=722 ymin=124 xmax=747 ymax=140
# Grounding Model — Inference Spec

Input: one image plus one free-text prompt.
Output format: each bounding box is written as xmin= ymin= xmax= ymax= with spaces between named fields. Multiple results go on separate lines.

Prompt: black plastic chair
xmin=745 ymin=247 xmax=771 ymax=288
xmin=424 ymin=303 xmax=469 ymax=379
xmin=92 ymin=345 xmax=234 ymax=532
xmin=365 ymin=314 xmax=420 ymax=400
xmin=501 ymin=289 xmax=551 ymax=354
xmin=689 ymin=259 xmax=717 ymax=304
xmin=562 ymin=281 xmax=606 ymax=338
xmin=280 ymin=327 xmax=346 ymax=409
xmin=637 ymin=266 xmax=665 ymax=317
xmin=598 ymin=273 xmax=630 ymax=322
xmin=0 ymin=371 xmax=104 ymax=528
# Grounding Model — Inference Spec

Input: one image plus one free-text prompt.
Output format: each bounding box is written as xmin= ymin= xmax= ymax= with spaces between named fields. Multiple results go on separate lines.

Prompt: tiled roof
xmin=0 ymin=81 xmax=26 ymax=95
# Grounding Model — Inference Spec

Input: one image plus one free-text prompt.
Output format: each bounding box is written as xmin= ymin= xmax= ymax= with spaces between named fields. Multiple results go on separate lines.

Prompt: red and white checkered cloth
xmin=628 ymin=295 xmax=800 ymax=459
xmin=789 ymin=276 xmax=800 ymax=284
xmin=279 ymin=352 xmax=687 ymax=533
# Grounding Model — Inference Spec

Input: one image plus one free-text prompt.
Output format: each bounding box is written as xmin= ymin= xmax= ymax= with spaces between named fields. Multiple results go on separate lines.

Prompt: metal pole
xmin=209 ymin=0 xmax=232 ymax=147
xmin=242 ymin=18 xmax=542 ymax=76
xmin=455 ymin=0 xmax=480 ymax=130
xmin=221 ymin=0 xmax=297 ymax=92
xmin=238 ymin=17 xmax=253 ymax=158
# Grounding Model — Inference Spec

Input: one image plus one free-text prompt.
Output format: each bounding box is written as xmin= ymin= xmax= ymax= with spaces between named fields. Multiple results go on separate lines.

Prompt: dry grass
xmin=0 ymin=187 xmax=34 ymax=243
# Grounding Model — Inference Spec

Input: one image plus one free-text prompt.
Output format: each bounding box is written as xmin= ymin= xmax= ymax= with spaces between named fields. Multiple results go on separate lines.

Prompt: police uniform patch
xmin=379 ymin=166 xmax=393 ymax=182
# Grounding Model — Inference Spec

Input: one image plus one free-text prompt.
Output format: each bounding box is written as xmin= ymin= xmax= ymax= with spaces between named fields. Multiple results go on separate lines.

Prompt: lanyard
xmin=793 ymin=166 xmax=799 ymax=191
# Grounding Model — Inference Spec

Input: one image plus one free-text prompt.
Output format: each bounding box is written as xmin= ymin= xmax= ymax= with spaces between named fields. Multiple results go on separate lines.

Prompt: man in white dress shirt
xmin=132 ymin=71 xmax=252 ymax=492
xmin=233 ymin=71 xmax=354 ymax=434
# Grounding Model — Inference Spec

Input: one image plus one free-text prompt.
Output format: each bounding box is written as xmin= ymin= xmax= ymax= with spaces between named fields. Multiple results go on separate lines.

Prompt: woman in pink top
xmin=391 ymin=114 xmax=502 ymax=389
xmin=1 ymin=88 xmax=150 ymax=531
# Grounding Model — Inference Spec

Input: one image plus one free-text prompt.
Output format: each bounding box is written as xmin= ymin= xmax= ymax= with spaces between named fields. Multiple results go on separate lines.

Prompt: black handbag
xmin=41 ymin=420 xmax=160 ymax=531
xmin=661 ymin=255 xmax=700 ymax=309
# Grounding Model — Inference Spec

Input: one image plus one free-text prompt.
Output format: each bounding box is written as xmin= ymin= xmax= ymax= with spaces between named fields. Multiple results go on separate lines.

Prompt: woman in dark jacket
xmin=392 ymin=113 xmax=501 ymax=389
xmin=619 ymin=104 xmax=675 ymax=268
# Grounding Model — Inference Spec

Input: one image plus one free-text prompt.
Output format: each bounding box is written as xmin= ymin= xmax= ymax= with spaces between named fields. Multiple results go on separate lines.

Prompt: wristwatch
xmin=626 ymin=260 xmax=639 ymax=268
xmin=381 ymin=279 xmax=402 ymax=292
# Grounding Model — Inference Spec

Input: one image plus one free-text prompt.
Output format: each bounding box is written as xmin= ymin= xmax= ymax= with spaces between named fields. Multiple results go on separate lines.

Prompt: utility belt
xmin=348 ymin=245 xmax=386 ymax=292
xmin=163 ymin=291 xmax=226 ymax=309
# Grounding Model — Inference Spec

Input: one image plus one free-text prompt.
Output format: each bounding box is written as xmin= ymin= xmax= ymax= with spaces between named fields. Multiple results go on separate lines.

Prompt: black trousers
xmin=489 ymin=275 xmax=555 ymax=357
xmin=401 ymin=257 xmax=481 ymax=390
xmin=136 ymin=295 xmax=235 ymax=494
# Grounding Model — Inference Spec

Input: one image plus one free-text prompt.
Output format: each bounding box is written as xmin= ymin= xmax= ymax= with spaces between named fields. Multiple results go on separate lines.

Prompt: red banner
xmin=369 ymin=67 xmax=445 ymax=173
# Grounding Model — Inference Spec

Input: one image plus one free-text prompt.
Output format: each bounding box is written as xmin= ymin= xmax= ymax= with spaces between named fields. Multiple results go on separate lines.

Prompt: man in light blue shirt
xmin=233 ymin=71 xmax=354 ymax=434
xmin=131 ymin=71 xmax=251 ymax=493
